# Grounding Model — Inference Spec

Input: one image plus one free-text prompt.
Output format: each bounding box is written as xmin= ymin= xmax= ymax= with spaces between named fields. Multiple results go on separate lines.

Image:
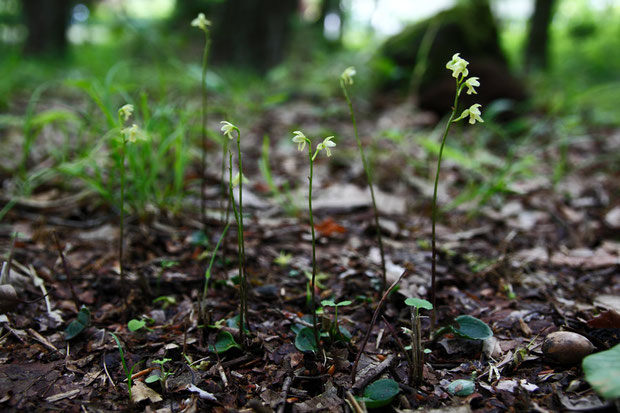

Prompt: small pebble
xmin=542 ymin=331 xmax=594 ymax=365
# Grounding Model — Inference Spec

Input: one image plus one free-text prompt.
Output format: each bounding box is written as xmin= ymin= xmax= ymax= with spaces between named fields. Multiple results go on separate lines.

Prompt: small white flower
xmin=340 ymin=66 xmax=356 ymax=85
xmin=446 ymin=53 xmax=469 ymax=79
xmin=123 ymin=124 xmax=145 ymax=143
xmin=316 ymin=136 xmax=336 ymax=157
xmin=118 ymin=104 xmax=134 ymax=122
xmin=191 ymin=13 xmax=211 ymax=31
xmin=464 ymin=77 xmax=480 ymax=95
xmin=231 ymin=172 xmax=249 ymax=187
xmin=292 ymin=130 xmax=307 ymax=152
xmin=220 ymin=121 xmax=237 ymax=140
xmin=455 ymin=104 xmax=484 ymax=125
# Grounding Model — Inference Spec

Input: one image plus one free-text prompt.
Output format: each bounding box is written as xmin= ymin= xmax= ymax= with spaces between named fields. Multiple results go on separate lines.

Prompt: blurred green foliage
xmin=1 ymin=0 xmax=618 ymax=221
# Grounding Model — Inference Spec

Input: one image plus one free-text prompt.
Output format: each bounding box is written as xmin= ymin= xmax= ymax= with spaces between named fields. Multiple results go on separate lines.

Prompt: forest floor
xmin=1 ymin=95 xmax=619 ymax=412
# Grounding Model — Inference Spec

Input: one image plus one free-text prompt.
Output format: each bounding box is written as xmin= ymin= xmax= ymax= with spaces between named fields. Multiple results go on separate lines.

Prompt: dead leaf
xmin=307 ymin=183 xmax=406 ymax=214
xmin=45 ymin=388 xmax=80 ymax=402
xmin=131 ymin=380 xmax=162 ymax=403
xmin=186 ymin=383 xmax=217 ymax=401
xmin=294 ymin=382 xmax=341 ymax=413
xmin=587 ymin=310 xmax=620 ymax=329
xmin=314 ymin=218 xmax=346 ymax=237
xmin=550 ymin=247 xmax=618 ymax=269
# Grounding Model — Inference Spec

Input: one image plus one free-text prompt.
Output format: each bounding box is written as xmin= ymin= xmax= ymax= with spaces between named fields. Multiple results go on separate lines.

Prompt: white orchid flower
xmin=292 ymin=130 xmax=308 ymax=152
xmin=118 ymin=104 xmax=134 ymax=122
xmin=464 ymin=77 xmax=480 ymax=95
xmin=316 ymin=136 xmax=336 ymax=157
xmin=340 ymin=66 xmax=356 ymax=85
xmin=220 ymin=121 xmax=237 ymax=140
xmin=454 ymin=103 xmax=484 ymax=125
xmin=446 ymin=53 xmax=469 ymax=79
xmin=191 ymin=13 xmax=211 ymax=31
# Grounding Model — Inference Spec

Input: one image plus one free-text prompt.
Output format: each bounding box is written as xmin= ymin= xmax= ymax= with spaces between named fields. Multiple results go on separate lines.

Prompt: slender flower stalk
xmin=192 ymin=13 xmax=212 ymax=233
xmin=222 ymin=121 xmax=247 ymax=346
xmin=116 ymin=105 xmax=146 ymax=311
xmin=292 ymin=131 xmax=336 ymax=348
xmin=430 ymin=53 xmax=483 ymax=327
xmin=117 ymin=105 xmax=132 ymax=310
xmin=340 ymin=66 xmax=386 ymax=292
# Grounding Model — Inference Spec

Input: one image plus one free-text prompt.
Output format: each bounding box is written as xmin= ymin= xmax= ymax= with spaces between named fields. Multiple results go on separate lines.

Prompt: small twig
xmin=545 ymin=290 xmax=570 ymax=327
xmin=131 ymin=367 xmax=155 ymax=380
xmin=102 ymin=352 xmax=116 ymax=389
xmin=217 ymin=362 xmax=228 ymax=387
xmin=381 ymin=315 xmax=414 ymax=374
xmin=220 ymin=354 xmax=254 ymax=368
xmin=345 ymin=390 xmax=366 ymax=413
xmin=351 ymin=269 xmax=410 ymax=384
xmin=277 ymin=376 xmax=293 ymax=413
xmin=52 ymin=231 xmax=81 ymax=313
xmin=352 ymin=353 xmax=396 ymax=393
xmin=27 ymin=327 xmax=62 ymax=355
xmin=183 ymin=316 xmax=189 ymax=355
xmin=27 ymin=264 xmax=52 ymax=314
xmin=375 ymin=328 xmax=384 ymax=351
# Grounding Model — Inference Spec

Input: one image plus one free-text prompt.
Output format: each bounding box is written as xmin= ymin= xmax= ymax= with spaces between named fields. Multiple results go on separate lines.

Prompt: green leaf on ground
xmin=209 ymin=331 xmax=241 ymax=354
xmin=356 ymin=378 xmax=400 ymax=409
xmin=404 ymin=298 xmax=433 ymax=310
xmin=294 ymin=327 xmax=318 ymax=353
xmin=582 ymin=343 xmax=620 ymax=399
xmin=65 ymin=306 xmax=90 ymax=340
xmin=128 ymin=319 xmax=146 ymax=332
xmin=447 ymin=379 xmax=476 ymax=396
xmin=453 ymin=315 xmax=493 ymax=340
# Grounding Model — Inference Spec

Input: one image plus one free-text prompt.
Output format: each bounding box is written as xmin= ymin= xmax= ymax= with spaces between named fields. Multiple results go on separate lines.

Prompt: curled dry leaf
xmin=587 ymin=310 xmax=620 ymax=329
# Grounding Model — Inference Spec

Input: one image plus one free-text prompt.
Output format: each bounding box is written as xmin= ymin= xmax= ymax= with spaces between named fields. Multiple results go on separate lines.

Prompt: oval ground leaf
xmin=447 ymin=379 xmax=475 ymax=396
xmin=453 ymin=315 xmax=493 ymax=340
xmin=357 ymin=378 xmax=400 ymax=409
xmin=210 ymin=331 xmax=241 ymax=354
xmin=582 ymin=343 xmax=620 ymax=399
xmin=294 ymin=327 xmax=318 ymax=353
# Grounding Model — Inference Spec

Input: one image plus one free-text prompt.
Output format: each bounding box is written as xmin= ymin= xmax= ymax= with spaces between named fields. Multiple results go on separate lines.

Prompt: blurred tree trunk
xmin=209 ymin=0 xmax=298 ymax=72
xmin=524 ymin=0 xmax=557 ymax=72
xmin=21 ymin=0 xmax=72 ymax=56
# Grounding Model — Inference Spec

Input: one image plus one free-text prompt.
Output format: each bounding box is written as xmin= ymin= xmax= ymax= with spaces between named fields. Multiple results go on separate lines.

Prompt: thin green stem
xmin=430 ymin=78 xmax=461 ymax=327
xmin=228 ymin=149 xmax=246 ymax=347
xmin=341 ymin=81 xmax=386 ymax=292
xmin=200 ymin=31 xmax=210 ymax=233
xmin=220 ymin=139 xmax=229 ymax=224
xmin=201 ymin=221 xmax=230 ymax=319
xmin=307 ymin=146 xmax=320 ymax=349
xmin=236 ymin=135 xmax=247 ymax=332
xmin=118 ymin=116 xmax=128 ymax=312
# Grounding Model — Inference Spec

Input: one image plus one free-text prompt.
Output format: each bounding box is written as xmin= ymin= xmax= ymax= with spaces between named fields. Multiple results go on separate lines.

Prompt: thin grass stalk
xmin=340 ymin=80 xmax=386 ymax=292
xmin=236 ymin=136 xmax=247 ymax=328
xmin=200 ymin=30 xmax=211 ymax=232
xmin=228 ymin=151 xmax=246 ymax=347
xmin=307 ymin=146 xmax=320 ymax=349
xmin=118 ymin=120 xmax=128 ymax=311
